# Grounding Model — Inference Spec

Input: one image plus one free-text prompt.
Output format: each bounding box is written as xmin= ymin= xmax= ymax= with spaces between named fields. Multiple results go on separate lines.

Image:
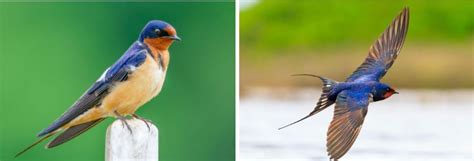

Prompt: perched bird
xmin=16 ymin=20 xmax=180 ymax=157
xmin=279 ymin=8 xmax=409 ymax=161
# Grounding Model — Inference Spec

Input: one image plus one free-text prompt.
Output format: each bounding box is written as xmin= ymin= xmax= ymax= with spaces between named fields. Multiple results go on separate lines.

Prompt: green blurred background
xmin=0 ymin=2 xmax=234 ymax=161
xmin=240 ymin=1 xmax=473 ymax=90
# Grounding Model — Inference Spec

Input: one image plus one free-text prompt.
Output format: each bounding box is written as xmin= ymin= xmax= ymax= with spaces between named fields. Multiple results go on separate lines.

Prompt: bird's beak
xmin=394 ymin=91 xmax=399 ymax=94
xmin=167 ymin=35 xmax=181 ymax=41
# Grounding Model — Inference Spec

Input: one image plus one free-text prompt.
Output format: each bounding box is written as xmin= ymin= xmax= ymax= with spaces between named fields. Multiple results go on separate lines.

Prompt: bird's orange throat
xmin=144 ymin=38 xmax=170 ymax=70
xmin=144 ymin=38 xmax=174 ymax=51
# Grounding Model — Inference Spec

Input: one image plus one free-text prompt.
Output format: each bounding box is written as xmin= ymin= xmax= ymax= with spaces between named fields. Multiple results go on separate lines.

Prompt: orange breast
xmin=63 ymin=55 xmax=166 ymax=129
xmin=100 ymin=55 xmax=166 ymax=115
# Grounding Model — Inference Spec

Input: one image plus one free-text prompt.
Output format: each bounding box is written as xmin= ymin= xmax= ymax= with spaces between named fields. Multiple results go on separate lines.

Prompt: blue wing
xmin=346 ymin=8 xmax=409 ymax=82
xmin=37 ymin=42 xmax=148 ymax=137
xmin=326 ymin=90 xmax=370 ymax=160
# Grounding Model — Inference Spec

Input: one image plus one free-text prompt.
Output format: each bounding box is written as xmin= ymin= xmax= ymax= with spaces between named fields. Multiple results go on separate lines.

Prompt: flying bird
xmin=279 ymin=8 xmax=409 ymax=161
xmin=16 ymin=20 xmax=180 ymax=157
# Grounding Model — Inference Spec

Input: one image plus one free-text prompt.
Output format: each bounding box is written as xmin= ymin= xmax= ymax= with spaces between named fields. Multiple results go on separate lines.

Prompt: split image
xmin=0 ymin=1 xmax=472 ymax=161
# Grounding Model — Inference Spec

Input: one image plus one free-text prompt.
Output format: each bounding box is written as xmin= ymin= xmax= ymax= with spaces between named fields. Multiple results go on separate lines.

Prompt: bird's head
xmin=373 ymin=83 xmax=398 ymax=101
xmin=139 ymin=20 xmax=181 ymax=50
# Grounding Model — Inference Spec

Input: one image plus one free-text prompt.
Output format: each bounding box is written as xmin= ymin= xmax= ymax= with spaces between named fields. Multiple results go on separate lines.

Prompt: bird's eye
xmin=154 ymin=29 xmax=161 ymax=35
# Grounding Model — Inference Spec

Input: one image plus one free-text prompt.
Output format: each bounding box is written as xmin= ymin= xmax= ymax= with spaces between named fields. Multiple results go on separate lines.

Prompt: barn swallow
xmin=16 ymin=20 xmax=180 ymax=157
xmin=279 ymin=8 xmax=409 ymax=161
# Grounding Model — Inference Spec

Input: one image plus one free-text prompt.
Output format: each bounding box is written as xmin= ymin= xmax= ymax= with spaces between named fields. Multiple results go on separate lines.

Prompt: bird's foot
xmin=132 ymin=114 xmax=152 ymax=131
xmin=114 ymin=111 xmax=133 ymax=134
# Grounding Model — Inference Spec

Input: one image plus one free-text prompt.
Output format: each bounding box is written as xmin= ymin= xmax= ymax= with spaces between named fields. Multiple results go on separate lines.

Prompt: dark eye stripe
xmin=153 ymin=28 xmax=170 ymax=37
xmin=159 ymin=30 xmax=170 ymax=37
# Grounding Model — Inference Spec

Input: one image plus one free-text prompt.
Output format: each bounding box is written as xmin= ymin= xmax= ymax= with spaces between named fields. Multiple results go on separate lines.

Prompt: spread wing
xmin=346 ymin=7 xmax=409 ymax=82
xmin=326 ymin=90 xmax=370 ymax=160
xmin=37 ymin=44 xmax=148 ymax=137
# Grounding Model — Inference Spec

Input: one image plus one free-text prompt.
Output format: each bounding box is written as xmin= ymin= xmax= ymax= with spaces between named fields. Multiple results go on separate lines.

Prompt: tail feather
xmin=47 ymin=118 xmax=105 ymax=148
xmin=15 ymin=132 xmax=57 ymax=157
xmin=15 ymin=118 xmax=105 ymax=157
xmin=279 ymin=74 xmax=337 ymax=130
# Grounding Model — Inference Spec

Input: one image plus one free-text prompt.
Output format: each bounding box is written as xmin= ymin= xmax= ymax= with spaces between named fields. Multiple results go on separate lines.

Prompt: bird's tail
xmin=291 ymin=74 xmax=338 ymax=92
xmin=279 ymin=74 xmax=338 ymax=130
xmin=15 ymin=132 xmax=57 ymax=157
xmin=15 ymin=118 xmax=105 ymax=157
xmin=46 ymin=118 xmax=105 ymax=148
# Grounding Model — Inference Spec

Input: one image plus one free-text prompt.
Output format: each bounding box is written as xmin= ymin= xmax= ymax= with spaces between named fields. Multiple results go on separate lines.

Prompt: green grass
xmin=240 ymin=1 xmax=473 ymax=53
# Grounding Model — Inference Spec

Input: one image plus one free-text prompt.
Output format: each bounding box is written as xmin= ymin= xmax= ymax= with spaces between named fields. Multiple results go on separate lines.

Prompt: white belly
xmin=101 ymin=55 xmax=166 ymax=115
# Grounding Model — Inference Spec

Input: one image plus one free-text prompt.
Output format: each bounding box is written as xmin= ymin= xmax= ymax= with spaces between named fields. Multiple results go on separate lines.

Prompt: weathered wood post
xmin=106 ymin=119 xmax=158 ymax=161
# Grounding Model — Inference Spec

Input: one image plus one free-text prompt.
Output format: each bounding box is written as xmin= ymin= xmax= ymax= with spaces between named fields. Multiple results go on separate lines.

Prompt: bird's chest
xmin=102 ymin=55 xmax=166 ymax=115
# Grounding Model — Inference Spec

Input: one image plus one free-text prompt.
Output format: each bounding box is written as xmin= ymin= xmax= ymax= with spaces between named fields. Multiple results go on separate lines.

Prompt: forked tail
xmin=279 ymin=74 xmax=338 ymax=130
xmin=15 ymin=118 xmax=105 ymax=157
xmin=15 ymin=132 xmax=57 ymax=157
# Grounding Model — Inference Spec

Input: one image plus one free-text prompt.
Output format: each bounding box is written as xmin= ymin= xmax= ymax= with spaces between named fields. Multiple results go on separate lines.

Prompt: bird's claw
xmin=132 ymin=114 xmax=152 ymax=132
xmin=120 ymin=119 xmax=133 ymax=134
xmin=114 ymin=111 xmax=133 ymax=134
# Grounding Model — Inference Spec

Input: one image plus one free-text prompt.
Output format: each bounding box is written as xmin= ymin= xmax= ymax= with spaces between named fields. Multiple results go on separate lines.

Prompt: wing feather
xmin=37 ymin=44 xmax=148 ymax=137
xmin=326 ymin=90 xmax=370 ymax=160
xmin=346 ymin=7 xmax=409 ymax=82
xmin=46 ymin=118 xmax=106 ymax=148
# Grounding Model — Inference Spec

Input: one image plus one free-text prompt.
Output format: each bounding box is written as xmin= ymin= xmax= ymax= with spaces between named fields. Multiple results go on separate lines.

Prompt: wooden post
xmin=106 ymin=119 xmax=158 ymax=161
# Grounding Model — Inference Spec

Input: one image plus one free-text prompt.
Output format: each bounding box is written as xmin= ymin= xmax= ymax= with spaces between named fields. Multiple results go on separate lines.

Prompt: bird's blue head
xmin=139 ymin=20 xmax=180 ymax=50
xmin=372 ymin=83 xmax=398 ymax=101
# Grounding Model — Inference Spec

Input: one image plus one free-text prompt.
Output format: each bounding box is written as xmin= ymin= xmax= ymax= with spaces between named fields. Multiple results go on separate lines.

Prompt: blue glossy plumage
xmin=37 ymin=42 xmax=149 ymax=137
xmin=139 ymin=20 xmax=173 ymax=42
xmin=281 ymin=8 xmax=409 ymax=161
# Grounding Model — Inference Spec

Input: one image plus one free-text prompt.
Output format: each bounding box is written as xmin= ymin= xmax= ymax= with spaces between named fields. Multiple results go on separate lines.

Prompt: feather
xmin=326 ymin=90 xmax=369 ymax=160
xmin=15 ymin=132 xmax=57 ymax=157
xmin=47 ymin=118 xmax=105 ymax=148
xmin=346 ymin=7 xmax=409 ymax=82
xmin=279 ymin=74 xmax=338 ymax=130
